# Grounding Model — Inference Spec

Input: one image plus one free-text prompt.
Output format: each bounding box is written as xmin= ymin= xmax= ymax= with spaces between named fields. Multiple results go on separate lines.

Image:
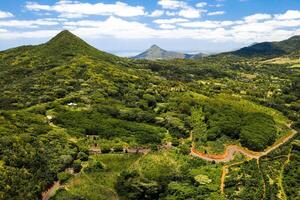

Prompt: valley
xmin=0 ymin=31 xmax=299 ymax=200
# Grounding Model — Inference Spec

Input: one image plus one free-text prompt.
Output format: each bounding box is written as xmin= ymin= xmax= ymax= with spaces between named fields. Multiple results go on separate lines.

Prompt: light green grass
xmin=61 ymin=154 xmax=141 ymax=200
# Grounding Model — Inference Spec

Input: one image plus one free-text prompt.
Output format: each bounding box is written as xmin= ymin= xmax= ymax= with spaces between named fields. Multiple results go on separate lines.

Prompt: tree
xmin=190 ymin=107 xmax=207 ymax=142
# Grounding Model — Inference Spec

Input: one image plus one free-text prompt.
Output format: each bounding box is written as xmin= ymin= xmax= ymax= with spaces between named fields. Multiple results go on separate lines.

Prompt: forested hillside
xmin=0 ymin=31 xmax=299 ymax=200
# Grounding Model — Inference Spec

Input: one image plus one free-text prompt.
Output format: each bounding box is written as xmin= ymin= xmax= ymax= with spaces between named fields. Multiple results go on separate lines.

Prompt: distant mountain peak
xmin=132 ymin=45 xmax=201 ymax=60
xmin=150 ymin=44 xmax=161 ymax=49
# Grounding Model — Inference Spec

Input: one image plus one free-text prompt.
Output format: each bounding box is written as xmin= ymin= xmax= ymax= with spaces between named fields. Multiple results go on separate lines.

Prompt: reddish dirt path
xmin=42 ymin=181 xmax=60 ymax=200
xmin=220 ymin=161 xmax=246 ymax=194
xmin=190 ymin=124 xmax=298 ymax=196
xmin=191 ymin=125 xmax=297 ymax=163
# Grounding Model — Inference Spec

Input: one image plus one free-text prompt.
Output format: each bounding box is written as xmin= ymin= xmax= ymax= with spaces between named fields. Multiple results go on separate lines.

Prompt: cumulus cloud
xmin=158 ymin=0 xmax=204 ymax=18
xmin=158 ymin=0 xmax=187 ymax=10
xmin=0 ymin=19 xmax=59 ymax=28
xmin=149 ymin=10 xmax=164 ymax=17
xmin=178 ymin=7 xmax=204 ymax=18
xmin=0 ymin=6 xmax=300 ymax=46
xmin=0 ymin=29 xmax=60 ymax=39
xmin=63 ymin=16 xmax=156 ymax=39
xmin=275 ymin=10 xmax=300 ymax=20
xmin=244 ymin=13 xmax=272 ymax=22
xmin=153 ymin=18 xmax=189 ymax=24
xmin=159 ymin=24 xmax=176 ymax=29
xmin=0 ymin=11 xmax=14 ymax=18
xmin=25 ymin=1 xmax=146 ymax=18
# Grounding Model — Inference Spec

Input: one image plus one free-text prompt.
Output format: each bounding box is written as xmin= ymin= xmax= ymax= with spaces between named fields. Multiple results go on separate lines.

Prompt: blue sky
xmin=0 ymin=0 xmax=300 ymax=56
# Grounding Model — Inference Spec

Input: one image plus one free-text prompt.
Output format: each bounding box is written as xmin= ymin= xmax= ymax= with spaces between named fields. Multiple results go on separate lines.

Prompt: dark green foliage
xmin=57 ymin=172 xmax=72 ymax=183
xmin=84 ymin=160 xmax=104 ymax=173
xmin=283 ymin=140 xmax=300 ymax=199
xmin=116 ymin=171 xmax=161 ymax=200
xmin=177 ymin=144 xmax=191 ymax=155
xmin=71 ymin=160 xmax=82 ymax=173
xmin=0 ymin=132 xmax=77 ymax=199
xmin=240 ymin=113 xmax=276 ymax=151
xmin=208 ymin=106 xmax=242 ymax=139
xmin=54 ymin=110 xmax=165 ymax=145
xmin=77 ymin=152 xmax=89 ymax=161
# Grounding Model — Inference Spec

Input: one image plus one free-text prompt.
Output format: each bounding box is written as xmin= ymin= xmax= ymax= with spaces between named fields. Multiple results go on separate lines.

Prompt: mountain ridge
xmin=227 ymin=35 xmax=300 ymax=58
xmin=132 ymin=45 xmax=205 ymax=60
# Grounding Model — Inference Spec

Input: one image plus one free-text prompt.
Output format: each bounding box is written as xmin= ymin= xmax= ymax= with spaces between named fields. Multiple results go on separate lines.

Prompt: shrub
xmin=57 ymin=172 xmax=72 ymax=183
xmin=77 ymin=152 xmax=89 ymax=161
xmin=84 ymin=160 xmax=104 ymax=173
xmin=72 ymin=159 xmax=82 ymax=173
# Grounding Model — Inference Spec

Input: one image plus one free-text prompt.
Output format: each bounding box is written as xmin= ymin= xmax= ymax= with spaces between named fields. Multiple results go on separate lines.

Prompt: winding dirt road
xmin=191 ymin=125 xmax=297 ymax=162
xmin=191 ymin=124 xmax=298 ymax=195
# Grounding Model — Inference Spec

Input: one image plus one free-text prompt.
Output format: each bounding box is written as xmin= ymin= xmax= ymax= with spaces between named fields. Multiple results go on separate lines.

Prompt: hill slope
xmin=228 ymin=35 xmax=300 ymax=58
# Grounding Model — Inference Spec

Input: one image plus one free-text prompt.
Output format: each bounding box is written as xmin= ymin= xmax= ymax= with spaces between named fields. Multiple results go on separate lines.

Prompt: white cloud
xmin=63 ymin=16 xmax=156 ymax=39
xmin=179 ymin=21 xmax=221 ymax=28
xmin=158 ymin=0 xmax=187 ymax=10
xmin=0 ymin=11 xmax=14 ymax=18
xmin=196 ymin=2 xmax=207 ymax=8
xmin=159 ymin=24 xmax=176 ymax=29
xmin=0 ymin=29 xmax=60 ymax=39
xmin=244 ymin=13 xmax=272 ymax=22
xmin=178 ymin=20 xmax=237 ymax=28
xmin=158 ymin=0 xmax=204 ymax=18
xmin=25 ymin=1 xmax=146 ymax=18
xmin=210 ymin=4 xmax=223 ymax=8
xmin=0 ymin=19 xmax=59 ymax=28
xmin=153 ymin=18 xmax=189 ymax=24
xmin=275 ymin=10 xmax=300 ymax=20
xmin=149 ymin=10 xmax=164 ymax=17
xmin=1 ymin=8 xmax=300 ymax=47
xmin=208 ymin=11 xmax=225 ymax=16
xmin=178 ymin=7 xmax=203 ymax=18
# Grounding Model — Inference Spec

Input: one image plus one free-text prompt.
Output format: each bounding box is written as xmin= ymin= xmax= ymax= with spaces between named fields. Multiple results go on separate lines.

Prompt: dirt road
xmin=191 ymin=125 xmax=297 ymax=163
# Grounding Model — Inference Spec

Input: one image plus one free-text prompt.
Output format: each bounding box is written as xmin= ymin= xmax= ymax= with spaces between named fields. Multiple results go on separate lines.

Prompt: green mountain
xmin=228 ymin=35 xmax=300 ymax=58
xmin=0 ymin=30 xmax=299 ymax=200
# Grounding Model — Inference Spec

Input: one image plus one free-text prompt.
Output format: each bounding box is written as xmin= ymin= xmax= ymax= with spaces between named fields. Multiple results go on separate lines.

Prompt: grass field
xmin=53 ymin=154 xmax=141 ymax=200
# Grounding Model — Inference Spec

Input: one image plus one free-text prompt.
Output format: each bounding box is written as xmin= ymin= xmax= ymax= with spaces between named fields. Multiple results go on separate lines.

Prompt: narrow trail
xmin=42 ymin=181 xmax=61 ymax=200
xmin=278 ymin=148 xmax=292 ymax=200
xmin=220 ymin=160 xmax=247 ymax=194
xmin=220 ymin=166 xmax=227 ymax=194
xmin=191 ymin=125 xmax=297 ymax=163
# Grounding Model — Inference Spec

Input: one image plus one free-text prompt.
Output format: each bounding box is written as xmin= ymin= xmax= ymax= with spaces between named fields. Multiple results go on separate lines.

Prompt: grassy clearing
xmin=190 ymin=164 xmax=223 ymax=191
xmin=55 ymin=154 xmax=141 ymax=200
xmin=195 ymin=135 xmax=240 ymax=154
